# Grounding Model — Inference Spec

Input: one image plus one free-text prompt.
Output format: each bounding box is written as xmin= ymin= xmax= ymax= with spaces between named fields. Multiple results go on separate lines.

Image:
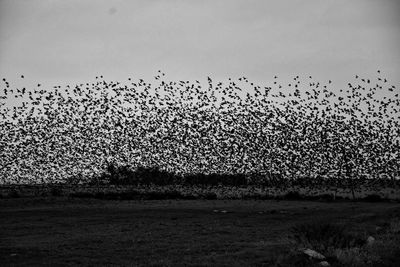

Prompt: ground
xmin=1 ymin=198 xmax=399 ymax=266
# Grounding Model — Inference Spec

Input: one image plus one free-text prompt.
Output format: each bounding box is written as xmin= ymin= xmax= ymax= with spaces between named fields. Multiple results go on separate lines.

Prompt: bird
xmin=0 ymin=70 xmax=396 ymax=197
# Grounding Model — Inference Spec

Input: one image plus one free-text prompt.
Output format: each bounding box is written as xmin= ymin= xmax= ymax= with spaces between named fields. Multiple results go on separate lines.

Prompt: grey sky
xmin=0 ymin=0 xmax=399 ymax=87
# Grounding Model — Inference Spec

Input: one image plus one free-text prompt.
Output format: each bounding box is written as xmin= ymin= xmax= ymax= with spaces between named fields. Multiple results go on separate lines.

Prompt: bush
xmin=98 ymin=164 xmax=249 ymax=187
xmin=317 ymin=194 xmax=335 ymax=202
xmin=282 ymin=218 xmax=400 ymax=267
xmin=363 ymin=194 xmax=383 ymax=202
xmin=100 ymin=164 xmax=178 ymax=186
xmin=290 ymin=222 xmax=366 ymax=252
xmin=284 ymin=191 xmax=303 ymax=200
xmin=108 ymin=164 xmax=138 ymax=185
xmin=201 ymin=192 xmax=218 ymax=200
xmin=333 ymin=247 xmax=380 ymax=267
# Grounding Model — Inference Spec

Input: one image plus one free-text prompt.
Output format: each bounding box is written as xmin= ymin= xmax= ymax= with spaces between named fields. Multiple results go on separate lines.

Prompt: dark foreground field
xmin=1 ymin=198 xmax=400 ymax=267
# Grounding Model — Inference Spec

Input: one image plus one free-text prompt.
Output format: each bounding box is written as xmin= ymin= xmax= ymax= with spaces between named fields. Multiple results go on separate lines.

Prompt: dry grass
xmin=283 ymin=218 xmax=400 ymax=267
xmin=1 ymin=198 xmax=399 ymax=266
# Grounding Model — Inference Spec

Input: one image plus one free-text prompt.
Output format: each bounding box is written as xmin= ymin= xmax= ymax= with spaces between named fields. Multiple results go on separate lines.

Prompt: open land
xmin=1 ymin=198 xmax=400 ymax=266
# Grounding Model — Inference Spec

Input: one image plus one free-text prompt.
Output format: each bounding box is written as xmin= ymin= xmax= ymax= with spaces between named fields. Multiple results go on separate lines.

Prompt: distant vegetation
xmin=91 ymin=163 xmax=248 ymax=186
xmin=90 ymin=163 xmax=398 ymax=189
xmin=2 ymin=162 xmax=397 ymax=201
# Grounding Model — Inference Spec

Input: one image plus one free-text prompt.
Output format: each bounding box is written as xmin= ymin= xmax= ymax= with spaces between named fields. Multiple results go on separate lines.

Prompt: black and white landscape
xmin=0 ymin=1 xmax=399 ymax=266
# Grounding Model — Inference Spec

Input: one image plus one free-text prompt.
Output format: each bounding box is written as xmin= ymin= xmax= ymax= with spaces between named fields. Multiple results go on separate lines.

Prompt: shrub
xmin=317 ymin=194 xmax=335 ymax=202
xmin=100 ymin=164 xmax=178 ymax=186
xmin=201 ymin=192 xmax=218 ymax=200
xmin=136 ymin=166 xmax=177 ymax=185
xmin=333 ymin=247 xmax=381 ymax=267
xmin=284 ymin=218 xmax=400 ymax=267
xmin=284 ymin=191 xmax=303 ymax=200
xmin=108 ymin=164 xmax=138 ymax=185
xmin=290 ymin=222 xmax=366 ymax=252
xmin=363 ymin=194 xmax=383 ymax=202
xmin=272 ymin=249 xmax=330 ymax=267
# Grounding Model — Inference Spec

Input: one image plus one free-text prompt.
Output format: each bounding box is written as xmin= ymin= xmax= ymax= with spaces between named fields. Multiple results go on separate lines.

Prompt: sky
xmin=0 ymin=0 xmax=400 ymax=88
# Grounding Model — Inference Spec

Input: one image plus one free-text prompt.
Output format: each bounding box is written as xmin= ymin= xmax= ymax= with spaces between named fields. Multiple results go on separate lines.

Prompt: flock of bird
xmin=0 ymin=70 xmax=399 ymax=185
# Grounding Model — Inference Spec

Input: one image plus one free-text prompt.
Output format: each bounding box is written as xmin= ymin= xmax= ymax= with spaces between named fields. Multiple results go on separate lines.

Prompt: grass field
xmin=1 ymin=198 xmax=400 ymax=266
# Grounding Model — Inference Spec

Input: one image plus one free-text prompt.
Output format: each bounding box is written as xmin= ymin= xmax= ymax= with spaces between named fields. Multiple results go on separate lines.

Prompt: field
xmin=1 ymin=197 xmax=400 ymax=266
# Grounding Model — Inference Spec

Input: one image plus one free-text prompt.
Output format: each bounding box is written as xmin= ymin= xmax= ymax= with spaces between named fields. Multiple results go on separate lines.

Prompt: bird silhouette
xmin=0 ymin=71 xmax=398 ymax=194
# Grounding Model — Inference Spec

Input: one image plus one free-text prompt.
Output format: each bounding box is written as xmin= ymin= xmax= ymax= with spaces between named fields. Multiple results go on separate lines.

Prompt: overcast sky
xmin=0 ymin=0 xmax=399 ymax=87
